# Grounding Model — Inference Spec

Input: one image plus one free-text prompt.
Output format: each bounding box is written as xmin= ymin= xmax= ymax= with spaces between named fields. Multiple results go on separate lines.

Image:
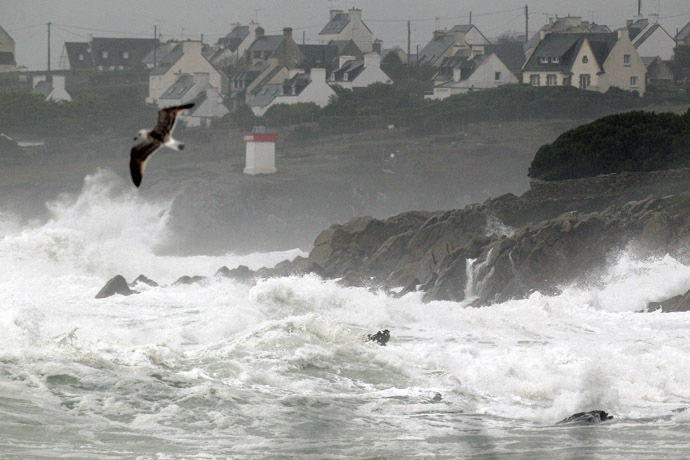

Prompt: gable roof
xmin=150 ymin=43 xmax=183 ymax=75
xmin=63 ymin=42 xmax=93 ymax=69
xmin=330 ymin=59 xmax=365 ymax=82
xmin=631 ymin=22 xmax=674 ymax=48
xmin=0 ymin=51 xmax=16 ymax=66
xmin=90 ymin=37 xmax=157 ymax=68
xmin=320 ymin=12 xmax=350 ymax=35
xmin=218 ymin=25 xmax=250 ymax=51
xmin=523 ymin=32 xmax=617 ymax=73
xmin=627 ymin=18 xmax=648 ymax=41
xmin=31 ymin=80 xmax=53 ymax=97
xmin=483 ymin=43 xmax=525 ymax=75
xmin=159 ymin=74 xmax=196 ymax=100
xmin=142 ymin=42 xmax=175 ymax=68
xmin=418 ymin=34 xmax=454 ymax=66
xmin=249 ymin=83 xmax=283 ymax=107
xmin=247 ymin=35 xmax=283 ymax=53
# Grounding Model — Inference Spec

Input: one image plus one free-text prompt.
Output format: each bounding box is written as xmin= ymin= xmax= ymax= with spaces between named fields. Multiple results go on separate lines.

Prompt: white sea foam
xmin=2 ymin=170 xmax=690 ymax=458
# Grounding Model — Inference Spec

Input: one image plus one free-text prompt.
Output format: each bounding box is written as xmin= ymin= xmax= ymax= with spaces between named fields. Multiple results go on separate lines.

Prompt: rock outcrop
xmin=130 ymin=274 xmax=158 ymax=287
xmin=557 ymin=410 xmax=613 ymax=424
xmin=95 ymin=275 xmax=136 ymax=299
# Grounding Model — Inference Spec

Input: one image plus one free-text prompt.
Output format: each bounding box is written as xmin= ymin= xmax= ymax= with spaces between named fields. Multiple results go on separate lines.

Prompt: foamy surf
xmin=1 ymin=170 xmax=690 ymax=459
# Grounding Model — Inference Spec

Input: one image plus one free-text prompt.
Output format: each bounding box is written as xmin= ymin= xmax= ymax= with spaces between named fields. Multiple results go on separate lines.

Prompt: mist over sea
xmin=2 ymin=170 xmax=690 ymax=459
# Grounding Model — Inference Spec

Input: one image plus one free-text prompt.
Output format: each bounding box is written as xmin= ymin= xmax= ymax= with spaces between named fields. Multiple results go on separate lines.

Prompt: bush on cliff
xmin=528 ymin=109 xmax=690 ymax=181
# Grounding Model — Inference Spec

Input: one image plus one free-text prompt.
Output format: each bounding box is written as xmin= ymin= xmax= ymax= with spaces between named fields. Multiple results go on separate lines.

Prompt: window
xmin=530 ymin=74 xmax=540 ymax=86
xmin=494 ymin=71 xmax=501 ymax=81
xmin=122 ymin=51 xmax=129 ymax=60
xmin=579 ymin=74 xmax=591 ymax=89
xmin=540 ymin=56 xmax=549 ymax=64
xmin=102 ymin=51 xmax=108 ymax=59
xmin=551 ymin=56 xmax=560 ymax=64
xmin=582 ymin=55 xmax=588 ymax=64
xmin=631 ymin=76 xmax=638 ymax=87
xmin=547 ymin=74 xmax=557 ymax=86
xmin=78 ymin=53 xmax=84 ymax=61
xmin=563 ymin=76 xmax=572 ymax=86
xmin=624 ymin=54 xmax=631 ymax=65
xmin=343 ymin=72 xmax=349 ymax=81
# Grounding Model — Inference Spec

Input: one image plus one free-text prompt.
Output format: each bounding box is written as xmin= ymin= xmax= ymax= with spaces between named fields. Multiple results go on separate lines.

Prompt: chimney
xmin=330 ymin=9 xmax=343 ymax=20
xmin=193 ymin=72 xmax=210 ymax=88
xmin=626 ymin=19 xmax=633 ymax=27
xmin=373 ymin=39 xmax=382 ymax=54
xmin=433 ymin=30 xmax=445 ymax=40
xmin=364 ymin=52 xmax=380 ymax=69
xmin=339 ymin=54 xmax=355 ymax=68
xmin=617 ymin=28 xmax=630 ymax=40
xmin=283 ymin=27 xmax=293 ymax=39
xmin=249 ymin=21 xmax=260 ymax=33
xmin=649 ymin=13 xmax=659 ymax=24
xmin=348 ymin=8 xmax=362 ymax=22
xmin=310 ymin=68 xmax=326 ymax=82
xmin=256 ymin=27 xmax=265 ymax=38
xmin=453 ymin=66 xmax=461 ymax=82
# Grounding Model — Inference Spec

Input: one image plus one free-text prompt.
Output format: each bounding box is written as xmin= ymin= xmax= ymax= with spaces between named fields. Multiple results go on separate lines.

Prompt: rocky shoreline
xmin=97 ymin=168 xmax=690 ymax=311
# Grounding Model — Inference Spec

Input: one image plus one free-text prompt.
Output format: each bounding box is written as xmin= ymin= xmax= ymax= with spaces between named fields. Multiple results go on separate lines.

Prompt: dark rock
xmin=367 ymin=329 xmax=390 ymax=346
xmin=557 ymin=410 xmax=613 ymax=425
xmin=258 ymin=256 xmax=326 ymax=278
xmin=647 ymin=289 xmax=690 ymax=312
xmin=394 ymin=278 xmax=421 ymax=298
xmin=130 ymin=274 xmax=158 ymax=287
xmin=173 ymin=275 xmax=208 ymax=286
xmin=95 ymin=275 xmax=136 ymax=299
xmin=215 ymin=265 xmax=256 ymax=283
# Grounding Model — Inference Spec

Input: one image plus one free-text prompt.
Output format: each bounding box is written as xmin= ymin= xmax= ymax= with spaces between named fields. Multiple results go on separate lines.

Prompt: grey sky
xmin=2 ymin=0 xmax=690 ymax=70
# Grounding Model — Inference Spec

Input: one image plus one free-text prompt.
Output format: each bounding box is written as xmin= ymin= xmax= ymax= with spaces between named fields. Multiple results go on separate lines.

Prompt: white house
xmin=148 ymin=40 xmax=224 ymax=104
xmin=328 ymin=53 xmax=392 ymax=89
xmin=427 ymin=53 xmax=518 ymax=100
xmin=522 ymin=29 xmax=647 ymax=96
xmin=627 ymin=14 xmax=676 ymax=60
xmin=417 ymin=25 xmax=491 ymax=67
xmin=181 ymin=87 xmax=230 ymax=128
xmin=249 ymin=68 xmax=335 ymax=117
xmin=319 ymin=8 xmax=373 ymax=53
xmin=30 ymin=75 xmax=72 ymax=102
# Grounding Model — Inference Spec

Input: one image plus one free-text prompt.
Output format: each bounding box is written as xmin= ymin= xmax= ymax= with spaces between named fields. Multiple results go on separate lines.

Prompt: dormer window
xmin=78 ymin=53 xmax=84 ymax=61
xmin=540 ymin=56 xmax=549 ymax=64
xmin=343 ymin=72 xmax=349 ymax=80
xmin=122 ymin=51 xmax=129 ymax=60
xmin=102 ymin=51 xmax=108 ymax=59
xmin=551 ymin=57 xmax=560 ymax=64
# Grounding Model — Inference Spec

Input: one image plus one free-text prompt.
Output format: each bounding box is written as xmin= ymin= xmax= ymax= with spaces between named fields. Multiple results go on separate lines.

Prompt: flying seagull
xmin=130 ymin=103 xmax=194 ymax=187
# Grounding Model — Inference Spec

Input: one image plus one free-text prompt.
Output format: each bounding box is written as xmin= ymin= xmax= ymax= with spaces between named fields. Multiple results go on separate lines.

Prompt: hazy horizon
xmin=2 ymin=0 xmax=689 ymax=71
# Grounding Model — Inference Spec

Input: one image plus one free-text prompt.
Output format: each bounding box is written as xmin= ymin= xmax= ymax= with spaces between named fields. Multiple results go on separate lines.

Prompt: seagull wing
xmin=151 ymin=103 xmax=195 ymax=139
xmin=129 ymin=139 xmax=161 ymax=187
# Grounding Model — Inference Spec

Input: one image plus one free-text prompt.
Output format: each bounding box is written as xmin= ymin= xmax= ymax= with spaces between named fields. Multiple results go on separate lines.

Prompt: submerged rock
xmin=558 ymin=410 xmax=613 ymax=425
xmin=215 ymin=265 xmax=256 ymax=283
xmin=173 ymin=275 xmax=208 ymax=286
xmin=130 ymin=274 xmax=158 ymax=287
xmin=367 ymin=329 xmax=390 ymax=346
xmin=647 ymin=288 xmax=690 ymax=312
xmin=95 ymin=275 xmax=135 ymax=299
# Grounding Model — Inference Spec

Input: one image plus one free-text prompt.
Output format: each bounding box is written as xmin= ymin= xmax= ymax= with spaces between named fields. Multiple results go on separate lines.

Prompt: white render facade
xmin=250 ymin=68 xmax=335 ymax=117
xmin=329 ymin=53 xmax=392 ymax=90
xmin=428 ymin=54 xmax=518 ymax=100
xmin=319 ymin=8 xmax=373 ymax=53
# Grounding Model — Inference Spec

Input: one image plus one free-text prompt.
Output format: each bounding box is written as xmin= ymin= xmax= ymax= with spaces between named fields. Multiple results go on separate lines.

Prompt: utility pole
xmin=525 ymin=5 xmax=529 ymax=43
xmin=153 ymin=25 xmax=157 ymax=67
xmin=47 ymin=22 xmax=51 ymax=74
xmin=469 ymin=11 xmax=472 ymax=25
xmin=303 ymin=30 xmax=306 ymax=45
xmin=407 ymin=20 xmax=411 ymax=65
xmin=638 ymin=0 xmax=642 ymax=16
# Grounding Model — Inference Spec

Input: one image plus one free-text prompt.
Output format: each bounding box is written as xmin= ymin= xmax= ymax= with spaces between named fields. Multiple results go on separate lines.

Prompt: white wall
xmin=48 ymin=75 xmax=72 ymax=102
xmin=635 ymin=28 xmax=675 ymax=60
xmin=352 ymin=54 xmax=392 ymax=88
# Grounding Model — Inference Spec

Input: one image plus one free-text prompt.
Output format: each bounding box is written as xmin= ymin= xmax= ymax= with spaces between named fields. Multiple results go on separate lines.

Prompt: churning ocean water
xmin=2 ymin=170 xmax=690 ymax=459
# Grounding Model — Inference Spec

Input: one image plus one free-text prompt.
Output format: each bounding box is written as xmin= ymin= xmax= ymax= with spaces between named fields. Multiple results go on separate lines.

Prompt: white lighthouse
xmin=243 ymin=130 xmax=278 ymax=175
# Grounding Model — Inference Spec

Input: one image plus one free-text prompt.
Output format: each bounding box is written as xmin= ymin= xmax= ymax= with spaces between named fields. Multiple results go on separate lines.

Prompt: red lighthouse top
xmin=243 ymin=132 xmax=278 ymax=142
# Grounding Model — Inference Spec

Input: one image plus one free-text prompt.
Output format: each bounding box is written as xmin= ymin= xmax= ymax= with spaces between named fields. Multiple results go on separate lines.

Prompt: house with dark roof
xmin=210 ymin=22 xmax=261 ymax=71
xmin=522 ymin=29 xmax=646 ymax=95
xmin=180 ymin=87 xmax=230 ymax=127
xmin=58 ymin=37 xmax=157 ymax=72
xmin=30 ymin=75 xmax=72 ymax=102
xmin=298 ymin=44 xmax=339 ymax=70
xmin=328 ymin=53 xmax=392 ymax=89
xmin=642 ymin=56 xmax=674 ymax=87
xmin=373 ymin=40 xmax=408 ymax=64
xmin=319 ymin=8 xmax=373 ymax=53
xmin=626 ymin=14 xmax=675 ymax=60
xmin=524 ymin=16 xmax=611 ymax=59
xmin=148 ymin=40 xmax=225 ymax=104
xmin=0 ymin=25 xmax=17 ymax=72
xmin=245 ymin=27 xmax=305 ymax=69
xmin=427 ymin=50 xmax=519 ymax=100
xmin=417 ymin=25 xmax=490 ymax=67
xmin=249 ymin=68 xmax=334 ymax=117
